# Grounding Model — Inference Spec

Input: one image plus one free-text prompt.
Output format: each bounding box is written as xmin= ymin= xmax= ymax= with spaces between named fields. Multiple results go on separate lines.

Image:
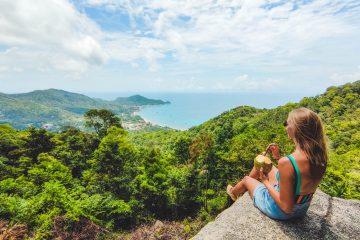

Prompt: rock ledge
xmin=192 ymin=190 xmax=360 ymax=239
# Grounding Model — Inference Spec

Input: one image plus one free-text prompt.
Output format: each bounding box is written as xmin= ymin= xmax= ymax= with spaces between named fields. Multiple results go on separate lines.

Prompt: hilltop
xmin=0 ymin=81 xmax=358 ymax=239
xmin=129 ymin=80 xmax=360 ymax=200
xmin=193 ymin=190 xmax=360 ymax=239
xmin=114 ymin=94 xmax=170 ymax=106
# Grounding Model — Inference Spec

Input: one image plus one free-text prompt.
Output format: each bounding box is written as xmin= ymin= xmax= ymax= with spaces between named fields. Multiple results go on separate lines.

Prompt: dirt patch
xmin=52 ymin=216 xmax=106 ymax=240
xmin=0 ymin=220 xmax=28 ymax=240
xmin=122 ymin=220 xmax=190 ymax=240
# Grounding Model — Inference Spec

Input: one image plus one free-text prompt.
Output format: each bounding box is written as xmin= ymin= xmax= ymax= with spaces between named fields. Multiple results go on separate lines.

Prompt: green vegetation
xmin=0 ymin=89 xmax=168 ymax=131
xmin=84 ymin=109 xmax=122 ymax=138
xmin=113 ymin=94 xmax=170 ymax=106
xmin=0 ymin=81 xmax=359 ymax=238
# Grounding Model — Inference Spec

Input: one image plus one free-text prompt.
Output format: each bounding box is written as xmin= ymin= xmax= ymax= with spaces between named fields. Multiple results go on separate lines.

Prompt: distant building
xmin=42 ymin=123 xmax=53 ymax=130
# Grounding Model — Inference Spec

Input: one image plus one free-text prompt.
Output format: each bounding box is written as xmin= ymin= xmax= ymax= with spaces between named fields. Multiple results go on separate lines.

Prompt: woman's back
xmin=289 ymin=152 xmax=324 ymax=195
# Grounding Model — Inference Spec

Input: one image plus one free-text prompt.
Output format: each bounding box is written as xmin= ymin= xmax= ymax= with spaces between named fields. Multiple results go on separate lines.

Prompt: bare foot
xmin=227 ymin=185 xmax=237 ymax=201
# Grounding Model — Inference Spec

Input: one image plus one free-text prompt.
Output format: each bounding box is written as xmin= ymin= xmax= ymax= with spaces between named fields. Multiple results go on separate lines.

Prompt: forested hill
xmin=114 ymin=94 xmax=170 ymax=106
xmin=130 ymin=80 xmax=360 ymax=200
xmin=0 ymin=81 xmax=359 ymax=239
xmin=0 ymin=89 xmax=168 ymax=131
xmin=190 ymin=79 xmax=360 ymax=155
xmin=9 ymin=89 xmax=103 ymax=108
xmin=9 ymin=90 xmax=169 ymax=108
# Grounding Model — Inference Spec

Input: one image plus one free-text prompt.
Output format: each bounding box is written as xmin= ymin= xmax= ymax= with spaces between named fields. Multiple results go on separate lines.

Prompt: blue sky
xmin=0 ymin=0 xmax=360 ymax=95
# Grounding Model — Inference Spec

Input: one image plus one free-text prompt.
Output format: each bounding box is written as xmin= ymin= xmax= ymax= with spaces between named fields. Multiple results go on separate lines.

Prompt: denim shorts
xmin=253 ymin=184 xmax=311 ymax=220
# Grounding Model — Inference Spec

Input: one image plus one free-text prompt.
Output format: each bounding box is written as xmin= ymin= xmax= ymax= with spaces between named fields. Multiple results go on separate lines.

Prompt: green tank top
xmin=275 ymin=155 xmax=313 ymax=204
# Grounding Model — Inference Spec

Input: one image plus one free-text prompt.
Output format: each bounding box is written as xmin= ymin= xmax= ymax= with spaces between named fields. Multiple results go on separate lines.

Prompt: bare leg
xmin=228 ymin=166 xmax=260 ymax=198
xmin=249 ymin=166 xmax=260 ymax=179
xmin=230 ymin=165 xmax=278 ymax=199
xmin=231 ymin=176 xmax=263 ymax=198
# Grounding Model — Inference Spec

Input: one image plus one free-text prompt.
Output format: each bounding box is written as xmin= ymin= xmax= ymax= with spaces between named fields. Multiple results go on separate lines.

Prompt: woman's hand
xmin=266 ymin=143 xmax=280 ymax=161
xmin=259 ymin=168 xmax=269 ymax=183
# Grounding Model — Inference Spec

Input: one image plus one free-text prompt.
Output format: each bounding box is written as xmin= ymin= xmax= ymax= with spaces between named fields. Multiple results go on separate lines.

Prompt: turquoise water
xmin=86 ymin=92 xmax=306 ymax=130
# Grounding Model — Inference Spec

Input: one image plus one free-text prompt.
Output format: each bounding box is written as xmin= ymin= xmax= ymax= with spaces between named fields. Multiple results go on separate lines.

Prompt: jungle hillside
xmin=0 ymin=89 xmax=169 ymax=131
xmin=0 ymin=81 xmax=359 ymax=239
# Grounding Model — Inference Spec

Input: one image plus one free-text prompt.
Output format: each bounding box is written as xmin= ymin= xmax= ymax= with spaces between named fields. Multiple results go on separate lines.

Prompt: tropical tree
xmin=84 ymin=109 xmax=122 ymax=138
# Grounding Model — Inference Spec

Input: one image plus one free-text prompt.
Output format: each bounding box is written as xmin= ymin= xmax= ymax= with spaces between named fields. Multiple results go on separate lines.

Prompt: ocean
xmin=85 ymin=92 xmax=306 ymax=130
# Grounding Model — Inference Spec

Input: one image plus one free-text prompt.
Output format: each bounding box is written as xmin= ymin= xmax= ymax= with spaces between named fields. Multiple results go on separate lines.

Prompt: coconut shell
xmin=254 ymin=155 xmax=273 ymax=174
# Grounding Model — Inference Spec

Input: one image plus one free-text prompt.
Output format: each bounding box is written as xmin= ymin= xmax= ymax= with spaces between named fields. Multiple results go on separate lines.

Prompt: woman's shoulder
xmin=278 ymin=157 xmax=295 ymax=174
xmin=278 ymin=155 xmax=296 ymax=165
xmin=278 ymin=154 xmax=305 ymax=174
xmin=281 ymin=154 xmax=314 ymax=179
xmin=289 ymin=153 xmax=310 ymax=169
xmin=285 ymin=153 xmax=309 ymax=165
xmin=278 ymin=156 xmax=289 ymax=165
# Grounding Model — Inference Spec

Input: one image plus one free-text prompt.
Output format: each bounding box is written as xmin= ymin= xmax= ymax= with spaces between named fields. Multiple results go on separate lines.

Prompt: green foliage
xmin=24 ymin=127 xmax=54 ymax=161
xmin=320 ymin=150 xmax=360 ymax=199
xmin=0 ymin=80 xmax=359 ymax=238
xmin=28 ymin=153 xmax=73 ymax=187
xmin=131 ymin=148 xmax=170 ymax=218
xmin=172 ymin=135 xmax=192 ymax=164
xmin=0 ymin=89 xmax=165 ymax=131
xmin=51 ymin=127 xmax=99 ymax=177
xmin=86 ymin=127 xmax=137 ymax=198
xmin=84 ymin=109 xmax=122 ymax=138
xmin=0 ymin=124 xmax=25 ymax=161
xmin=113 ymin=94 xmax=170 ymax=106
xmin=76 ymin=193 xmax=132 ymax=229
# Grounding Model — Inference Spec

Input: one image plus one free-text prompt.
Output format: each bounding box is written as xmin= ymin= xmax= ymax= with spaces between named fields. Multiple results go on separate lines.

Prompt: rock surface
xmin=192 ymin=190 xmax=360 ymax=239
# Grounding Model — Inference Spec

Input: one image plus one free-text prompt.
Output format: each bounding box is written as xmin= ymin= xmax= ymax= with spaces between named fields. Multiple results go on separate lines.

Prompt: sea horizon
xmin=85 ymin=92 xmax=309 ymax=130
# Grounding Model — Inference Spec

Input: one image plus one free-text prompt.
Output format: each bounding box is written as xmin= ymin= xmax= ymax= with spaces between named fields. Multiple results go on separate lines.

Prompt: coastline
xmin=122 ymin=106 xmax=178 ymax=131
xmin=134 ymin=108 xmax=179 ymax=130
xmin=114 ymin=92 xmax=307 ymax=131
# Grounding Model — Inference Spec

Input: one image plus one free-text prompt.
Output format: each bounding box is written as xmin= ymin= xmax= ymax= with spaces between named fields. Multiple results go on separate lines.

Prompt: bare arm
xmin=266 ymin=143 xmax=280 ymax=160
xmin=260 ymin=157 xmax=295 ymax=214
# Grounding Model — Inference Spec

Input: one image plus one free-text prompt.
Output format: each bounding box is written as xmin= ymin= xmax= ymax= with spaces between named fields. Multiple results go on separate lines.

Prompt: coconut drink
xmin=254 ymin=154 xmax=273 ymax=174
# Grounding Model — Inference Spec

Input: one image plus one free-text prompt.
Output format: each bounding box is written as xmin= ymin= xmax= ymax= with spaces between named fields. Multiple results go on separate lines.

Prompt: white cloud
xmin=0 ymin=0 xmax=106 ymax=74
xmin=331 ymin=66 xmax=360 ymax=84
xmin=2 ymin=0 xmax=359 ymax=73
xmin=0 ymin=66 xmax=9 ymax=72
xmin=103 ymin=32 xmax=166 ymax=71
xmin=82 ymin=0 xmax=360 ymax=82
xmin=1 ymin=0 xmax=360 ymax=92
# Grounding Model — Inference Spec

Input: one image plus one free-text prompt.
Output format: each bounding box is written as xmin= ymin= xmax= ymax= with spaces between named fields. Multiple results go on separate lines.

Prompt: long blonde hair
xmin=288 ymin=108 xmax=328 ymax=180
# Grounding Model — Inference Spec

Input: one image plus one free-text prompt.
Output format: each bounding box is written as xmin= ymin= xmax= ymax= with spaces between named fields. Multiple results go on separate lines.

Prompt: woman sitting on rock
xmin=226 ymin=107 xmax=328 ymax=220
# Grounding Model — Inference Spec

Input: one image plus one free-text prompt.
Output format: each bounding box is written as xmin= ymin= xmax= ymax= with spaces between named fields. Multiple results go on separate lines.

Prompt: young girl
xmin=227 ymin=107 xmax=328 ymax=220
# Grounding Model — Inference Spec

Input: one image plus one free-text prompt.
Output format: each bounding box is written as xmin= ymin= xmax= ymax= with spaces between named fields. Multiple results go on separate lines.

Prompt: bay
xmin=86 ymin=92 xmax=306 ymax=130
